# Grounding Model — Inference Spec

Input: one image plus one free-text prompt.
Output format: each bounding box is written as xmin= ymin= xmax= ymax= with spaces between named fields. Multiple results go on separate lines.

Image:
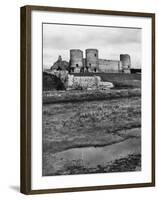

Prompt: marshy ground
xmin=42 ymin=73 xmax=141 ymax=176
xmin=43 ymin=97 xmax=141 ymax=175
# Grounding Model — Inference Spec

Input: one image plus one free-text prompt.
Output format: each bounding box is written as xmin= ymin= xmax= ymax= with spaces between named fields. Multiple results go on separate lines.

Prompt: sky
xmin=43 ymin=23 xmax=141 ymax=69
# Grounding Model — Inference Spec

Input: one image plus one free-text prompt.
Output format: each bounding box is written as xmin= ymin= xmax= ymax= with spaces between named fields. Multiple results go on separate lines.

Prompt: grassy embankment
xmin=43 ymin=73 xmax=141 ymax=104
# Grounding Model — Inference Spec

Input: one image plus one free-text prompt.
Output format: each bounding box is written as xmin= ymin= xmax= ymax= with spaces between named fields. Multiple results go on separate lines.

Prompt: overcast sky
xmin=43 ymin=23 xmax=141 ymax=69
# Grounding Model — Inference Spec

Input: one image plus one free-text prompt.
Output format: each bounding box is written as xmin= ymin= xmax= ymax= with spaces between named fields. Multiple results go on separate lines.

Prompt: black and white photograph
xmin=42 ymin=23 xmax=142 ymax=176
xmin=20 ymin=5 xmax=155 ymax=194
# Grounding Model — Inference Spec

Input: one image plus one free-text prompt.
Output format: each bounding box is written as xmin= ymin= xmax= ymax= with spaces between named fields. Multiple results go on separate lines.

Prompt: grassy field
xmin=43 ymin=97 xmax=141 ymax=153
xmin=43 ymin=97 xmax=141 ymax=175
xmin=42 ymin=73 xmax=141 ymax=176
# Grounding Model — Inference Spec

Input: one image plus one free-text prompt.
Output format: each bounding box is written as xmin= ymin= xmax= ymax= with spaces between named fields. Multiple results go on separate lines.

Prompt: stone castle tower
xmin=120 ymin=54 xmax=131 ymax=69
xmin=85 ymin=49 xmax=99 ymax=72
xmin=70 ymin=49 xmax=83 ymax=73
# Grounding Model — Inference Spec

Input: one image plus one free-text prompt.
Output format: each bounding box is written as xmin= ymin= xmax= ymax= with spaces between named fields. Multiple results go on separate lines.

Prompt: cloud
xmin=43 ymin=23 xmax=141 ymax=69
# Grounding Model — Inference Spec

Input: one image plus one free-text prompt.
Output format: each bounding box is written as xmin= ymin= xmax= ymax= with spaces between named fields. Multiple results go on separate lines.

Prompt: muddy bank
xmin=43 ymin=127 xmax=141 ymax=154
xmin=43 ymin=137 xmax=141 ymax=176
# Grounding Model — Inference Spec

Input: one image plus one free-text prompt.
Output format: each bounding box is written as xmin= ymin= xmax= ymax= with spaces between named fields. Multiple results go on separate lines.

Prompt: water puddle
xmin=57 ymin=138 xmax=140 ymax=166
xmin=44 ymin=137 xmax=141 ymax=175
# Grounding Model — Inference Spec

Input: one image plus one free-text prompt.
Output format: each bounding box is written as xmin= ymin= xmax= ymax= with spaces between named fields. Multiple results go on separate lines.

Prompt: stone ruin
xmin=67 ymin=74 xmax=113 ymax=90
xmin=43 ymin=70 xmax=113 ymax=91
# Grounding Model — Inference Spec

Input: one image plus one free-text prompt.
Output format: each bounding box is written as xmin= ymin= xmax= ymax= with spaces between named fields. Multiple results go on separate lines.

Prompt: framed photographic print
xmin=20 ymin=5 xmax=155 ymax=194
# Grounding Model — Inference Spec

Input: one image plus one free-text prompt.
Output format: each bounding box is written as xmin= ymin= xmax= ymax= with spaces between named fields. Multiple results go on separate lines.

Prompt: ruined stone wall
xmin=70 ymin=49 xmax=83 ymax=72
xmin=74 ymin=76 xmax=100 ymax=89
xmin=67 ymin=74 xmax=113 ymax=90
xmin=98 ymin=59 xmax=121 ymax=73
xmin=67 ymin=75 xmax=101 ymax=89
xmin=86 ymin=49 xmax=99 ymax=72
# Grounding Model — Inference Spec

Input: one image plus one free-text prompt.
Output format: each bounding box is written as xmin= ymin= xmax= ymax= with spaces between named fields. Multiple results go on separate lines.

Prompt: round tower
xmin=120 ymin=54 xmax=131 ymax=70
xmin=70 ymin=49 xmax=83 ymax=73
xmin=86 ymin=49 xmax=99 ymax=72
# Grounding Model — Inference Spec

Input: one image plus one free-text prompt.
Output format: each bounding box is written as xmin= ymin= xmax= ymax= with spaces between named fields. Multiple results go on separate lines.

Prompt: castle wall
xmin=98 ymin=59 xmax=121 ymax=73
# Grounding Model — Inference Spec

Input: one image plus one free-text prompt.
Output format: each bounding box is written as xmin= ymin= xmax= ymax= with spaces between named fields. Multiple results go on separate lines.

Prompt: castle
xmin=69 ymin=49 xmax=131 ymax=73
xmin=50 ymin=48 xmax=131 ymax=74
xmin=44 ymin=49 xmax=140 ymax=91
